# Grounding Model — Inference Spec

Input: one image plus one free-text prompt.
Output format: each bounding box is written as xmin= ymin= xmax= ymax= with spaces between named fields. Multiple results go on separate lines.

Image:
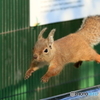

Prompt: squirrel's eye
xmin=44 ymin=49 xmax=48 ymax=53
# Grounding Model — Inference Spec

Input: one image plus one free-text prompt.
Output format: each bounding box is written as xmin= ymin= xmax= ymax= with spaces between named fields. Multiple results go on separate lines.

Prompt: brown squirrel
xmin=25 ymin=15 xmax=100 ymax=83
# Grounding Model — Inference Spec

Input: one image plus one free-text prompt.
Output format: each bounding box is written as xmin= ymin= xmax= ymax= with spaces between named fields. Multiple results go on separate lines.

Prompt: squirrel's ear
xmin=38 ymin=27 xmax=47 ymax=40
xmin=48 ymin=29 xmax=56 ymax=44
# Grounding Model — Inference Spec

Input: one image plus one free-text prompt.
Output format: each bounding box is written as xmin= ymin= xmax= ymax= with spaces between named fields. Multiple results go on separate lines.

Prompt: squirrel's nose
xmin=33 ymin=54 xmax=38 ymax=59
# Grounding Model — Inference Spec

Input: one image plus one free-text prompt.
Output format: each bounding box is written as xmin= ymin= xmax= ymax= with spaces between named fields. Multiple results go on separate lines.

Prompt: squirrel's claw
xmin=24 ymin=69 xmax=34 ymax=80
xmin=41 ymin=75 xmax=50 ymax=83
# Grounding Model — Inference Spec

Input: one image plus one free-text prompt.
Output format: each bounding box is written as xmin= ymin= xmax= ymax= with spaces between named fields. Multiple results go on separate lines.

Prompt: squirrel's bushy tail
xmin=77 ymin=15 xmax=100 ymax=46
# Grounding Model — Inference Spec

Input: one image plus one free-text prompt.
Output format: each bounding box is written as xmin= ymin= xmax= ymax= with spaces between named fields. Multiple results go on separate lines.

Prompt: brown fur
xmin=25 ymin=15 xmax=100 ymax=83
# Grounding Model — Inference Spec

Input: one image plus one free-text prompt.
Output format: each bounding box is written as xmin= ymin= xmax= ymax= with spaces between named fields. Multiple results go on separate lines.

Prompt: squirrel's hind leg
xmin=95 ymin=55 xmax=100 ymax=63
xmin=73 ymin=54 xmax=100 ymax=68
xmin=74 ymin=61 xmax=83 ymax=68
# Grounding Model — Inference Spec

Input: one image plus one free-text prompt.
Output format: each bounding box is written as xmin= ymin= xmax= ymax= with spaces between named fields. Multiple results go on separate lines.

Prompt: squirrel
xmin=25 ymin=15 xmax=100 ymax=83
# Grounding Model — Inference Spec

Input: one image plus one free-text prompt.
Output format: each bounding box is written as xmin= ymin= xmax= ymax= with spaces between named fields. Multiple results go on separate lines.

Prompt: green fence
xmin=0 ymin=0 xmax=100 ymax=100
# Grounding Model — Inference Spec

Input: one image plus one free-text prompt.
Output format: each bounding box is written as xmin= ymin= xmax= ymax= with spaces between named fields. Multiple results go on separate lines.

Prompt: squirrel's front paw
xmin=24 ymin=69 xmax=34 ymax=80
xmin=41 ymin=75 xmax=50 ymax=83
